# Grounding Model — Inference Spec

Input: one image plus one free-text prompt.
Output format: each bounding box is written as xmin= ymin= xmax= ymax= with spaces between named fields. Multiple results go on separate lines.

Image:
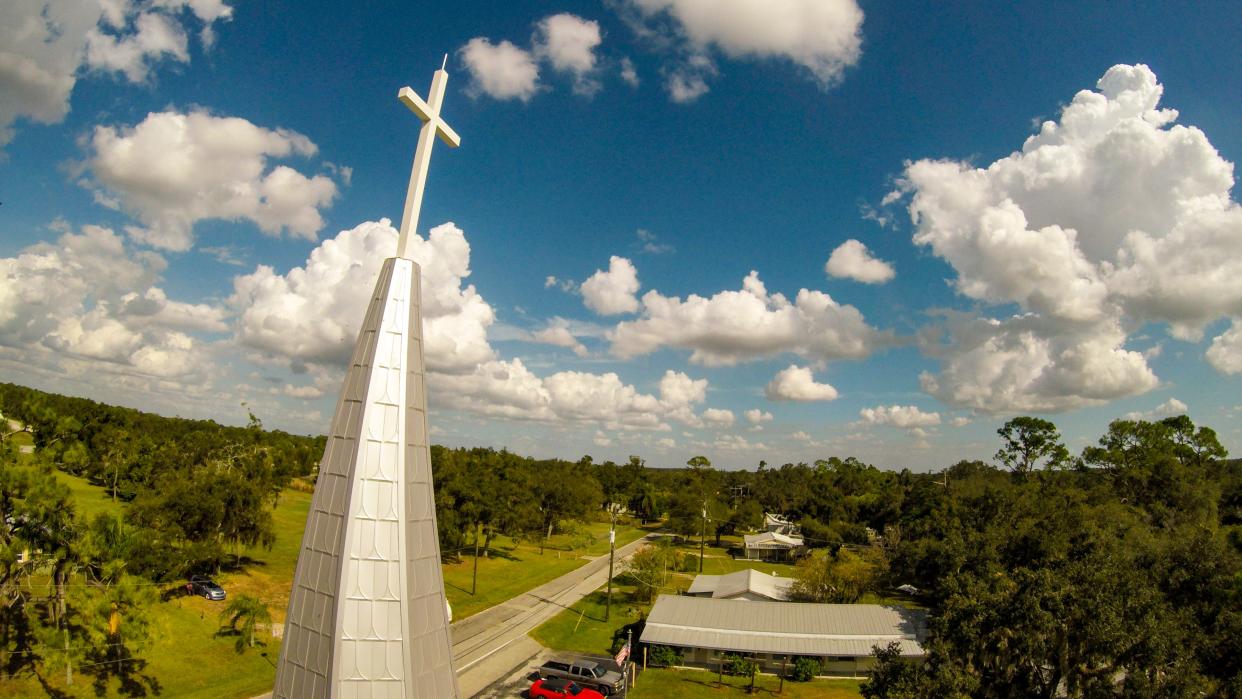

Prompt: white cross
xmin=396 ymin=55 xmax=461 ymax=259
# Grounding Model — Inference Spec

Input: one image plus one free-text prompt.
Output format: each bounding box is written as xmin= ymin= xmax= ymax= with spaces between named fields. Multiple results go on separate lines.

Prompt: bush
xmin=681 ymin=554 xmax=700 ymax=572
xmin=724 ymin=654 xmax=758 ymax=677
xmin=647 ymin=645 xmax=682 ymax=667
xmin=790 ymin=656 xmax=820 ymax=682
xmin=610 ymin=619 xmax=645 ymax=655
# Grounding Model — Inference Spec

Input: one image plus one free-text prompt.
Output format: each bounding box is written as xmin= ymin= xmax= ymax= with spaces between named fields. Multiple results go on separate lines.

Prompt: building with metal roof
xmin=640 ymin=595 xmax=925 ymax=677
xmin=686 ymin=569 xmax=794 ymax=601
xmin=742 ymin=531 xmax=805 ymax=561
xmin=763 ymin=512 xmax=800 ymax=535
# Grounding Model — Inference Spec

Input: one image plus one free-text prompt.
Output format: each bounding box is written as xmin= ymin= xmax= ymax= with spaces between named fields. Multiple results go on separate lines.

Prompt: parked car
xmin=536 ymin=658 xmax=623 ymax=696
xmin=186 ymin=575 xmax=226 ymax=601
xmin=529 ymin=678 xmax=604 ymax=699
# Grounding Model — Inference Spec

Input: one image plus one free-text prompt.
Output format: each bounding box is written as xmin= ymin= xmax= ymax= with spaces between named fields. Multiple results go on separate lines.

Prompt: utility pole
xmin=471 ymin=521 xmax=481 ymax=595
xmin=699 ymin=500 xmax=707 ymax=573
xmin=605 ymin=505 xmax=617 ymax=621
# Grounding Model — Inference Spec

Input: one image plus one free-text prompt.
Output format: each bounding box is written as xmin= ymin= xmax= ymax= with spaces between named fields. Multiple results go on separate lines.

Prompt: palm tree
xmin=219 ymin=595 xmax=271 ymax=652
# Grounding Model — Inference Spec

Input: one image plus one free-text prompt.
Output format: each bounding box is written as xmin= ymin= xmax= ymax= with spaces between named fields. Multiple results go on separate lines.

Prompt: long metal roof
xmin=640 ymin=595 xmax=925 ymax=658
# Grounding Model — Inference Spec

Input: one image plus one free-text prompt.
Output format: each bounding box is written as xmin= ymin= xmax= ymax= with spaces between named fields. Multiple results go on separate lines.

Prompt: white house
xmin=742 ymin=531 xmax=805 ymax=562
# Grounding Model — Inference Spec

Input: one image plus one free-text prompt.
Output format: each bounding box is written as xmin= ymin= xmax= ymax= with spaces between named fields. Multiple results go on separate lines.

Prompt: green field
xmin=51 ymin=468 xmax=127 ymax=521
xmin=630 ymin=667 xmax=862 ymax=698
xmin=2 ymin=470 xmax=651 ymax=698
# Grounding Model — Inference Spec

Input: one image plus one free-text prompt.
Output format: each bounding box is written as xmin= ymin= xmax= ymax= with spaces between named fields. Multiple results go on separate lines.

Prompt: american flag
xmin=614 ymin=639 xmax=631 ymax=665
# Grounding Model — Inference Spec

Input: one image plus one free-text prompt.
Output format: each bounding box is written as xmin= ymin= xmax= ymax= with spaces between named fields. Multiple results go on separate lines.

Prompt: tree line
xmin=2 ymin=382 xmax=1239 ymax=697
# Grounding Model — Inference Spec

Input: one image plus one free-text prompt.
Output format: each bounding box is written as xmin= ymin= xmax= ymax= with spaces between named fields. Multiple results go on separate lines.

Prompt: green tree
xmin=531 ymin=459 xmax=603 ymax=553
xmin=219 ymin=595 xmax=272 ymax=652
xmin=623 ymin=544 xmax=674 ymax=603
xmin=994 ymin=417 xmax=1069 ymax=479
xmin=790 ymin=547 xmax=882 ymax=603
xmin=861 ymin=642 xmax=926 ymax=699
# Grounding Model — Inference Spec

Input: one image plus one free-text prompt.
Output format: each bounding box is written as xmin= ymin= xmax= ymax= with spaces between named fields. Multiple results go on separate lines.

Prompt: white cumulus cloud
xmin=84 ymin=110 xmax=337 ymax=251
xmin=610 ymin=270 xmax=885 ymax=366
xmin=459 ymin=37 xmax=541 ymax=102
xmin=0 ymin=225 xmax=218 ymax=381
xmin=744 ymin=408 xmax=773 ymax=424
xmin=0 ymin=0 xmax=230 ymax=147
xmin=858 ymin=404 xmax=940 ymax=428
xmin=531 ymin=324 xmax=589 ymax=357
xmin=626 ymin=0 xmax=863 ymax=101
xmin=534 ymin=13 xmax=603 ymax=96
xmin=86 ymin=10 xmax=188 ymax=82
xmin=894 ymin=64 xmax=1242 ymax=411
xmin=231 ymin=220 xmax=719 ymax=433
xmin=582 ymin=256 xmax=641 ymax=315
xmin=1207 ymin=320 xmax=1242 ymax=375
xmin=918 ymin=313 xmax=1157 ymax=414
xmin=703 ymin=408 xmax=735 ymax=427
xmin=431 ymin=362 xmax=709 ymax=430
xmin=825 ymin=239 xmax=894 ymax=284
xmin=232 ymin=219 xmax=493 ymax=373
xmin=764 ymin=365 xmax=838 ymax=402
xmin=1124 ymin=397 xmax=1188 ymax=422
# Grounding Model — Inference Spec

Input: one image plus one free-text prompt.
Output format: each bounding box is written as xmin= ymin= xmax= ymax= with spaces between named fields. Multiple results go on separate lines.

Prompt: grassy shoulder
xmin=630 ymin=667 xmax=863 ymax=698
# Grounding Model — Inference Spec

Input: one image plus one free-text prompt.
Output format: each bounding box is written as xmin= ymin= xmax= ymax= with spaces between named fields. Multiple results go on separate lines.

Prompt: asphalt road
xmin=453 ymin=533 xmax=657 ymax=697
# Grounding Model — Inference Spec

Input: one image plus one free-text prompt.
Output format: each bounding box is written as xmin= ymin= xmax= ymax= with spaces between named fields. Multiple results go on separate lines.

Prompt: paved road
xmin=453 ymin=533 xmax=657 ymax=697
xmin=252 ymin=532 xmax=657 ymax=698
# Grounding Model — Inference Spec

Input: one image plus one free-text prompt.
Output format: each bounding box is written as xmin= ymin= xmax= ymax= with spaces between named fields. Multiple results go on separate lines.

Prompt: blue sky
xmin=2 ymin=0 xmax=1241 ymax=469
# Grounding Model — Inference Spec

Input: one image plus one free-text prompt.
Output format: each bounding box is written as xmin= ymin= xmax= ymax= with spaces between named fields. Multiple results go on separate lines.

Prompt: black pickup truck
xmin=537 ymin=658 xmax=624 ymax=696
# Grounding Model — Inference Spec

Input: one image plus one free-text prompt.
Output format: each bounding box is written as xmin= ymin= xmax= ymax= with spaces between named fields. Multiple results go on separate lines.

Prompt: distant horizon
xmin=9 ymin=379 xmax=1232 ymax=476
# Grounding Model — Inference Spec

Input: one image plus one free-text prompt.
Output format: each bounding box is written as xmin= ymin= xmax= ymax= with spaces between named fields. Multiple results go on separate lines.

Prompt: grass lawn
xmin=51 ymin=469 xmax=127 ymax=522
xmin=630 ymin=667 xmax=863 ymax=698
xmin=530 ymin=582 xmax=645 ymax=654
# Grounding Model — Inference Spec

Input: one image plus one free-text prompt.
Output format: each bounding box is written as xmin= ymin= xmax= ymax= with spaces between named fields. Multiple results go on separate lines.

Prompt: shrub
xmin=681 ymin=554 xmax=700 ymax=572
xmin=790 ymin=656 xmax=820 ymax=681
xmin=724 ymin=654 xmax=758 ymax=677
xmin=647 ymin=645 xmax=682 ymax=667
